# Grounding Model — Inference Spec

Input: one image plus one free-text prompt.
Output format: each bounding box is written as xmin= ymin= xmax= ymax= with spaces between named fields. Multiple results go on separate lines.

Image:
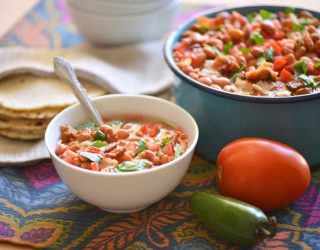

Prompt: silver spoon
xmin=53 ymin=56 xmax=104 ymax=126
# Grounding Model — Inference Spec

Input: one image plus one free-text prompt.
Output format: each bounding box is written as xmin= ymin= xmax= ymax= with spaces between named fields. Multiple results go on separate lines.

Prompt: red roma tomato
xmin=216 ymin=138 xmax=310 ymax=211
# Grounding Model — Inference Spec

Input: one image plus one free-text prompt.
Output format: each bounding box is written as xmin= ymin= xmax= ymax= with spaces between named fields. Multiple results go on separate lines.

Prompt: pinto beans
xmin=228 ymin=28 xmax=245 ymax=41
xmin=311 ymin=33 xmax=320 ymax=43
xmin=294 ymin=87 xmax=313 ymax=95
xmin=294 ymin=46 xmax=307 ymax=59
xmin=250 ymin=47 xmax=264 ymax=58
xmin=211 ymin=76 xmax=232 ymax=87
xmin=261 ymin=20 xmax=276 ymax=36
xmin=198 ymin=76 xmax=213 ymax=85
xmin=315 ymin=40 xmax=320 ymax=54
xmin=303 ymin=32 xmax=315 ymax=52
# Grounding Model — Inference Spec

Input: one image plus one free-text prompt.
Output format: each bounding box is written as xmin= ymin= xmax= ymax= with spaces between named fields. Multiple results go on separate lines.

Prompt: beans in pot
xmin=173 ymin=8 xmax=320 ymax=96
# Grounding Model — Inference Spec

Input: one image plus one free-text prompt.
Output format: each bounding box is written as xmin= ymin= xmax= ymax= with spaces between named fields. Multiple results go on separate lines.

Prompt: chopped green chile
xmin=80 ymin=152 xmax=102 ymax=163
xmin=115 ymin=160 xmax=151 ymax=172
xmin=56 ymin=115 xmax=189 ymax=173
xmin=161 ymin=137 xmax=172 ymax=148
xmin=250 ymin=32 xmax=265 ymax=45
xmin=173 ymin=9 xmax=320 ymax=96
xmin=294 ymin=60 xmax=308 ymax=75
xmin=260 ymin=9 xmax=273 ymax=20
xmin=240 ymin=48 xmax=251 ymax=55
xmin=94 ymin=130 xmax=106 ymax=141
xmin=92 ymin=140 xmax=108 ymax=148
xmin=136 ymin=139 xmax=147 ymax=155
xmin=223 ymin=41 xmax=233 ymax=54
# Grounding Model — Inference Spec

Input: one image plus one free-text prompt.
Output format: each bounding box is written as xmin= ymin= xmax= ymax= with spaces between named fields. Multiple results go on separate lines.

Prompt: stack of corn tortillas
xmin=0 ymin=74 xmax=106 ymax=140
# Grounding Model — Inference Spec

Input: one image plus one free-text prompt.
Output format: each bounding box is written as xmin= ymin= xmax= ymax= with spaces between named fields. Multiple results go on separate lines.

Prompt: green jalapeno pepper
xmin=190 ymin=192 xmax=277 ymax=246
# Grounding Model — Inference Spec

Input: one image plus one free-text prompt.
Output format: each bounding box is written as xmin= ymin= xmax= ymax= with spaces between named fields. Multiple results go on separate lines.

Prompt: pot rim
xmin=164 ymin=4 xmax=320 ymax=104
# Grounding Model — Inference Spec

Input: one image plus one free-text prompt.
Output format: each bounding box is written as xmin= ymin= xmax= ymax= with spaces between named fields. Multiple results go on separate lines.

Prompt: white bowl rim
xmin=45 ymin=94 xmax=199 ymax=177
xmin=67 ymin=0 xmax=181 ymax=19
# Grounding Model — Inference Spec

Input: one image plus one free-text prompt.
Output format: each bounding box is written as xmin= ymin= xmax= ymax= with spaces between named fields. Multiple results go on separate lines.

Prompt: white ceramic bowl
xmin=73 ymin=0 xmax=173 ymax=15
xmin=67 ymin=0 xmax=181 ymax=45
xmin=45 ymin=95 xmax=198 ymax=213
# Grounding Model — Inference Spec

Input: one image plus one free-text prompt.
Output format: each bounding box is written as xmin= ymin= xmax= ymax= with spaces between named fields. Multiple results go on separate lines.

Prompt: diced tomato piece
xmin=273 ymin=57 xmax=287 ymax=71
xmin=267 ymin=41 xmax=282 ymax=56
xmin=88 ymin=147 xmax=101 ymax=153
xmin=174 ymin=41 xmax=189 ymax=52
xmin=284 ymin=64 xmax=294 ymax=73
xmin=90 ymin=162 xmax=100 ymax=171
xmin=162 ymin=143 xmax=174 ymax=156
xmin=149 ymin=125 xmax=160 ymax=137
xmin=147 ymin=142 xmax=160 ymax=152
xmin=140 ymin=124 xmax=149 ymax=134
xmin=273 ymin=30 xmax=286 ymax=40
xmin=81 ymin=162 xmax=91 ymax=169
xmin=280 ymin=69 xmax=293 ymax=82
xmin=63 ymin=149 xmax=78 ymax=159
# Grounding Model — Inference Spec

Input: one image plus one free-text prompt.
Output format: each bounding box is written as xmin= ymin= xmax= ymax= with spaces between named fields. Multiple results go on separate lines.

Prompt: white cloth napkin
xmin=0 ymin=40 xmax=174 ymax=95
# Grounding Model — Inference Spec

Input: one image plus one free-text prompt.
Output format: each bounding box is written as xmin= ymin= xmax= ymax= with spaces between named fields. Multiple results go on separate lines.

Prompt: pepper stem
xmin=256 ymin=216 xmax=277 ymax=240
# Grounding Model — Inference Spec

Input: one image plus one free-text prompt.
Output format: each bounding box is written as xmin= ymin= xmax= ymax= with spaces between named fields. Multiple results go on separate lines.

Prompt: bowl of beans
xmin=164 ymin=5 xmax=320 ymax=166
xmin=45 ymin=95 xmax=198 ymax=213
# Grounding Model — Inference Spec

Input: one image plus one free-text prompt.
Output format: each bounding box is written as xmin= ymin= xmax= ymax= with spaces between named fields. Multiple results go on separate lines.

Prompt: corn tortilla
xmin=0 ymin=74 xmax=106 ymax=111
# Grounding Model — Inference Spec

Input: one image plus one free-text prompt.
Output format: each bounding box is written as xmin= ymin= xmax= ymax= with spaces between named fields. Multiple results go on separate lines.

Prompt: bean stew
xmin=55 ymin=115 xmax=188 ymax=173
xmin=173 ymin=8 xmax=320 ymax=96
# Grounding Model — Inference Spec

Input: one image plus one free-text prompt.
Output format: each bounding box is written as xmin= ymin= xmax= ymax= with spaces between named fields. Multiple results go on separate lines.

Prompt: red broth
xmin=174 ymin=9 xmax=320 ymax=96
xmin=55 ymin=115 xmax=188 ymax=172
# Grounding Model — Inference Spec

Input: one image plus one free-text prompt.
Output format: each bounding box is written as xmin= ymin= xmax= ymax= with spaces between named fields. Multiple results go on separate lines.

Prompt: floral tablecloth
xmin=0 ymin=1 xmax=319 ymax=249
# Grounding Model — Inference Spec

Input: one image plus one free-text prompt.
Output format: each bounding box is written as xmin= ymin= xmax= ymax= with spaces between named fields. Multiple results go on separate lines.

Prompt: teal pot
xmin=164 ymin=5 xmax=320 ymax=167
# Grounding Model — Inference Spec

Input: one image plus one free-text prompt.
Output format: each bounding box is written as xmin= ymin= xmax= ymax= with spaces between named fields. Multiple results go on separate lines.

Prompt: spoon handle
xmin=53 ymin=56 xmax=104 ymax=126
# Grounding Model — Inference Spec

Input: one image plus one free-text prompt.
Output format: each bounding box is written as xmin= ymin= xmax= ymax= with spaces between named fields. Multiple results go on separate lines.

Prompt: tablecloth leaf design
xmin=85 ymin=201 xmax=192 ymax=250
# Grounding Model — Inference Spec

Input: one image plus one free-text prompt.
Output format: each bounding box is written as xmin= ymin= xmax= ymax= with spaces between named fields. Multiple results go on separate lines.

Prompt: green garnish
xmin=198 ymin=25 xmax=209 ymax=33
xmin=214 ymin=25 xmax=224 ymax=31
xmin=92 ymin=140 xmax=107 ymax=148
xmin=292 ymin=22 xmax=304 ymax=32
xmin=223 ymin=41 xmax=233 ymax=54
xmin=94 ymin=130 xmax=106 ymax=141
xmin=294 ymin=60 xmax=308 ymax=75
xmin=260 ymin=9 xmax=273 ymax=20
xmin=240 ymin=48 xmax=251 ymax=55
xmin=174 ymin=144 xmax=182 ymax=159
xmin=315 ymin=62 xmax=320 ymax=68
xmin=261 ymin=48 xmax=274 ymax=62
xmin=115 ymin=160 xmax=151 ymax=172
xmin=136 ymin=139 xmax=147 ymax=155
xmin=80 ymin=152 xmax=102 ymax=163
xmin=161 ymin=137 xmax=172 ymax=148
xmin=298 ymin=18 xmax=310 ymax=26
xmin=284 ymin=7 xmax=295 ymax=16
xmin=298 ymin=74 xmax=320 ymax=88
xmin=246 ymin=12 xmax=256 ymax=23
xmin=250 ymin=32 xmax=265 ymax=45
xmin=74 ymin=119 xmax=97 ymax=130
xmin=230 ymin=64 xmax=244 ymax=83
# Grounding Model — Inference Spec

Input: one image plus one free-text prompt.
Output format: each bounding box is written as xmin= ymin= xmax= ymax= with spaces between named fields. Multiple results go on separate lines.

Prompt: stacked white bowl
xmin=67 ymin=0 xmax=181 ymax=46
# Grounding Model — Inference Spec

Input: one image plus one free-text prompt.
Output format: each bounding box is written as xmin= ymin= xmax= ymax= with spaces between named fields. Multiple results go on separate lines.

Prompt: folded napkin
xmin=0 ymin=40 xmax=173 ymax=94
